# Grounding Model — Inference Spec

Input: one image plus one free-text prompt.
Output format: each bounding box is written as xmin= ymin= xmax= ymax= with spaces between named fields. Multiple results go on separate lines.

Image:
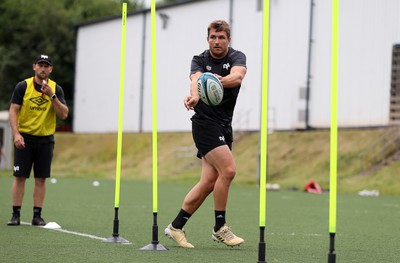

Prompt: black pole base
xmin=328 ymin=252 xmax=336 ymax=263
xmin=103 ymin=235 xmax=132 ymax=244
xmin=257 ymin=241 xmax=266 ymax=263
xmin=139 ymin=243 xmax=169 ymax=251
xmin=257 ymin=226 xmax=266 ymax=262
xmin=104 ymin=208 xmax=131 ymax=244
xmin=328 ymin=232 xmax=336 ymax=263
xmin=139 ymin=212 xmax=169 ymax=251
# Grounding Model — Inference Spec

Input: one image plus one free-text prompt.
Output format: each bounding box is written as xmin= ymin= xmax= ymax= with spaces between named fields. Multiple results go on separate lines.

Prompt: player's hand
xmin=40 ymin=80 xmax=54 ymax=97
xmin=184 ymin=95 xmax=199 ymax=110
xmin=14 ymin=134 xmax=25 ymax=149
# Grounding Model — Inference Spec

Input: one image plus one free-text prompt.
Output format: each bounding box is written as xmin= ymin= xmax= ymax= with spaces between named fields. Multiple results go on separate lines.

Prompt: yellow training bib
xmin=18 ymin=77 xmax=56 ymax=136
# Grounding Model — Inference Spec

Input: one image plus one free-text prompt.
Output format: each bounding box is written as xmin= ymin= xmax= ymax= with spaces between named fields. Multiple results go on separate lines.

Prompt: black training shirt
xmin=190 ymin=47 xmax=246 ymax=125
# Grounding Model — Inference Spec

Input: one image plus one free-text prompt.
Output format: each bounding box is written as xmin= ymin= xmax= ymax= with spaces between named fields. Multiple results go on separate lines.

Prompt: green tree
xmin=0 ymin=0 xmax=144 ymax=127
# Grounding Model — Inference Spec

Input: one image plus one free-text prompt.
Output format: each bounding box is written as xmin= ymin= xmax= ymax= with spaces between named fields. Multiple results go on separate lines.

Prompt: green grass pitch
xmin=0 ymin=176 xmax=399 ymax=262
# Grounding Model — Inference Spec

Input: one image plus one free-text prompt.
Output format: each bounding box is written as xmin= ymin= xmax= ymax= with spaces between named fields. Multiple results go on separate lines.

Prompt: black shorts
xmin=13 ymin=141 xmax=54 ymax=178
xmin=192 ymin=118 xmax=233 ymax=159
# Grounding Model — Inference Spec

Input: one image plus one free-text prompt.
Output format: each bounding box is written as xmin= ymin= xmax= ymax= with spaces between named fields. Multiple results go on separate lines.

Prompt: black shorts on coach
xmin=13 ymin=141 xmax=54 ymax=178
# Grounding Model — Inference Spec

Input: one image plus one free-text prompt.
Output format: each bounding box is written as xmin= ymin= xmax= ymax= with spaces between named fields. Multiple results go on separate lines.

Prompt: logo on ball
xmin=196 ymin=73 xmax=223 ymax=106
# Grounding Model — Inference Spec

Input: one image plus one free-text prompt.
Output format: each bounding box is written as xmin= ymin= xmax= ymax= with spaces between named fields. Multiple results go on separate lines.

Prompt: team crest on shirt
xmin=223 ymin=63 xmax=230 ymax=71
xmin=29 ymin=96 xmax=48 ymax=111
xmin=30 ymin=96 xmax=48 ymax=106
xmin=206 ymin=65 xmax=212 ymax=71
xmin=219 ymin=136 xmax=225 ymax=142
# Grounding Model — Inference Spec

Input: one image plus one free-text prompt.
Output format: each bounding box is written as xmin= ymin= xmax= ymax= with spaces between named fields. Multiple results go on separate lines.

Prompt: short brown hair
xmin=207 ymin=20 xmax=231 ymax=39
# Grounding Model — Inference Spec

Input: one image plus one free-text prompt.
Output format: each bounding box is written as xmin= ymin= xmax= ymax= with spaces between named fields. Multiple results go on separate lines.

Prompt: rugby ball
xmin=196 ymin=72 xmax=224 ymax=106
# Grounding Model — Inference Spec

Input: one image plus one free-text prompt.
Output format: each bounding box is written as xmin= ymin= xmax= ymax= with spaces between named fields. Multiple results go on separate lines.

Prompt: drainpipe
xmin=305 ymin=0 xmax=315 ymax=130
xmin=139 ymin=13 xmax=146 ymax=133
xmin=229 ymin=0 xmax=234 ymax=46
xmin=229 ymin=0 xmax=233 ymax=28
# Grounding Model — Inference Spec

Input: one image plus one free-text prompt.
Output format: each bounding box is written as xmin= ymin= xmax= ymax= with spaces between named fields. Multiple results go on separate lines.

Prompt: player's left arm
xmin=48 ymin=84 xmax=69 ymax=120
xmin=42 ymin=84 xmax=69 ymax=120
xmin=216 ymin=66 xmax=247 ymax=88
xmin=51 ymin=95 xmax=69 ymax=120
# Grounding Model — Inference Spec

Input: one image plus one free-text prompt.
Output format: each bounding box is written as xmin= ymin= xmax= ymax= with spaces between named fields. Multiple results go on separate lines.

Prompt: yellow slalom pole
xmin=139 ymin=0 xmax=168 ymax=250
xmin=114 ymin=2 xmax=127 ymax=210
xmin=258 ymin=0 xmax=270 ymax=262
xmin=150 ymin=0 xmax=158 ymax=215
xmin=104 ymin=2 xmax=130 ymax=243
xmin=328 ymin=0 xmax=339 ymax=261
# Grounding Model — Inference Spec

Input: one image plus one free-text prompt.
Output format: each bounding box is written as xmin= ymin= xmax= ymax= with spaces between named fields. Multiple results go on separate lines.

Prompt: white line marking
xmin=49 ymin=228 xmax=107 ymax=241
xmin=21 ymin=221 xmax=107 ymax=241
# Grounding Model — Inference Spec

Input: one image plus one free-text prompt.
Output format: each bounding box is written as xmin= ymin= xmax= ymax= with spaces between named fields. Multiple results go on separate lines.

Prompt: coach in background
xmin=7 ymin=54 xmax=68 ymax=226
xmin=165 ymin=20 xmax=247 ymax=248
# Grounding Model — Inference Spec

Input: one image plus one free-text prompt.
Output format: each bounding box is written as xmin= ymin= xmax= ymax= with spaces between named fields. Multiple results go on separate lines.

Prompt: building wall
xmin=73 ymin=0 xmax=400 ymax=133
xmin=0 ymin=111 xmax=12 ymax=170
xmin=309 ymin=0 xmax=400 ymax=128
xmin=334 ymin=0 xmax=400 ymax=127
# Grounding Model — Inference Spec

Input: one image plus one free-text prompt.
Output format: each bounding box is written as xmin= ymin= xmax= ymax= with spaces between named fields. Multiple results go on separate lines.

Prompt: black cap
xmin=35 ymin=54 xmax=52 ymax=66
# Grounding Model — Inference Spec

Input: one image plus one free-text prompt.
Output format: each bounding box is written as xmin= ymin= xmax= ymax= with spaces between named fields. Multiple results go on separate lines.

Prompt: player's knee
xmin=203 ymin=180 xmax=216 ymax=194
xmin=35 ymin=178 xmax=46 ymax=185
xmin=15 ymin=177 xmax=26 ymax=184
xmin=224 ymin=166 xmax=236 ymax=182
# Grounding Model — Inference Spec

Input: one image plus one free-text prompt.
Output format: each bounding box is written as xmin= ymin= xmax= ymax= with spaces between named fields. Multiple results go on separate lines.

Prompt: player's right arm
xmin=184 ymin=71 xmax=202 ymax=110
xmin=9 ymin=82 xmax=26 ymax=149
xmin=9 ymin=103 xmax=25 ymax=149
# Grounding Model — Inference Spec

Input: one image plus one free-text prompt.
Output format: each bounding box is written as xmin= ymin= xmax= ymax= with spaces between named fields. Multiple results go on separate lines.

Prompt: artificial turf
xmin=0 ymin=176 xmax=399 ymax=262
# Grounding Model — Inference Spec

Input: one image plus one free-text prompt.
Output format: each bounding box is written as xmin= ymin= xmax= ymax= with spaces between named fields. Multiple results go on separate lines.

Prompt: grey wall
xmin=73 ymin=0 xmax=400 ymax=133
